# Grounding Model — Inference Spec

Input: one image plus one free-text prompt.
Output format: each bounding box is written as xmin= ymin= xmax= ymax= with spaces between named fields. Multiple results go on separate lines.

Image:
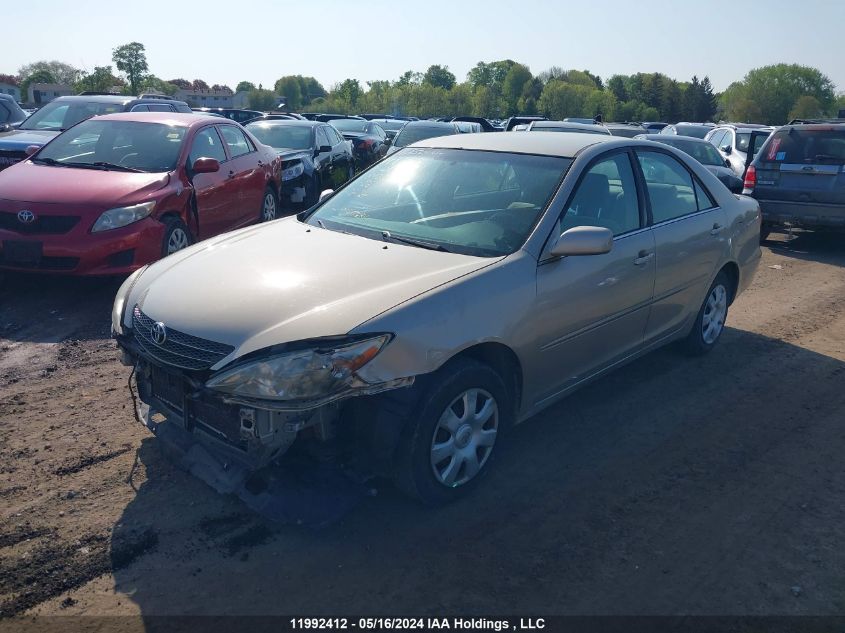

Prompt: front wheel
xmin=393 ymin=358 xmax=509 ymax=505
xmin=681 ymin=271 xmax=731 ymax=355
xmin=161 ymin=216 xmax=192 ymax=257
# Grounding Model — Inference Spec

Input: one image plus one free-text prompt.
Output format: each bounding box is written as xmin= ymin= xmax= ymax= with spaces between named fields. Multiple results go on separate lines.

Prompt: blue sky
xmin=5 ymin=0 xmax=844 ymax=92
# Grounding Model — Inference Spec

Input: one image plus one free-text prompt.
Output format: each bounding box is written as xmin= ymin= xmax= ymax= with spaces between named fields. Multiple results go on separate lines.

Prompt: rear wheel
xmin=161 ymin=216 xmax=191 ymax=257
xmin=393 ymin=358 xmax=509 ymax=505
xmin=260 ymin=187 xmax=277 ymax=222
xmin=681 ymin=271 xmax=731 ymax=355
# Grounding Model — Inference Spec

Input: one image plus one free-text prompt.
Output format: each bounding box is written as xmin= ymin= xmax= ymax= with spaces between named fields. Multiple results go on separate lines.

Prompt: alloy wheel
xmin=262 ymin=192 xmax=277 ymax=221
xmin=167 ymin=228 xmax=189 ymax=254
xmin=430 ymin=388 xmax=498 ymax=488
xmin=702 ymin=284 xmax=728 ymax=344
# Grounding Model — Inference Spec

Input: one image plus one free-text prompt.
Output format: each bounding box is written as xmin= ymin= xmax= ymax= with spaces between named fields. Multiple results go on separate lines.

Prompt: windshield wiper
xmin=31 ymin=157 xmax=66 ymax=167
xmin=381 ymin=230 xmax=450 ymax=252
xmin=90 ymin=161 xmax=146 ymax=173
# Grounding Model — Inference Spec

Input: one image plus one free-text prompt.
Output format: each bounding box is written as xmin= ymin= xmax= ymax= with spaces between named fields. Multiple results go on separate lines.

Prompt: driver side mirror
xmin=318 ymin=145 xmax=332 ymax=154
xmin=721 ymin=144 xmax=732 ymax=155
xmin=192 ymin=157 xmax=220 ymax=174
xmin=25 ymin=145 xmax=40 ymax=157
xmin=383 ymin=137 xmax=392 ymax=146
xmin=319 ymin=189 xmax=334 ymax=203
xmin=550 ymin=226 xmax=613 ymax=258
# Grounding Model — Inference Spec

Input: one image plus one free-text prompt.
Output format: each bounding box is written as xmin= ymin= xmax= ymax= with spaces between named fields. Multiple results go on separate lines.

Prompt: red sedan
xmin=0 ymin=112 xmax=281 ymax=275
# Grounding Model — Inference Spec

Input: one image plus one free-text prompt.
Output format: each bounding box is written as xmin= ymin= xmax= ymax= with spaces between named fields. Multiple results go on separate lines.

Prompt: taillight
xmin=743 ymin=165 xmax=756 ymax=193
xmin=356 ymin=139 xmax=374 ymax=151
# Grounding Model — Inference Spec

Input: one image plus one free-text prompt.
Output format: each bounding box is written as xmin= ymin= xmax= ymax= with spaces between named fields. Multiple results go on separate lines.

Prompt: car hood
xmin=0 ymin=161 xmax=171 ymax=206
xmin=129 ymin=217 xmax=498 ymax=365
xmin=0 ymin=129 xmax=60 ymax=151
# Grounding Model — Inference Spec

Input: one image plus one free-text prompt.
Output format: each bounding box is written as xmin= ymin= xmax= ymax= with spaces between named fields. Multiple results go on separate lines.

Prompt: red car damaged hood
xmin=0 ymin=161 xmax=171 ymax=207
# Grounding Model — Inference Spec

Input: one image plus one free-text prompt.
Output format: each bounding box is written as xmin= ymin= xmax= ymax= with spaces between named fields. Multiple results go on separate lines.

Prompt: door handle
xmin=633 ymin=251 xmax=654 ymax=266
xmin=227 ymin=170 xmax=235 ymax=179
xmin=710 ymin=223 xmax=723 ymax=236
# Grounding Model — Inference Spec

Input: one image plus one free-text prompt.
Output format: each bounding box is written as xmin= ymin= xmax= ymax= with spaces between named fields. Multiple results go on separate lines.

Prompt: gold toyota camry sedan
xmin=113 ymin=131 xmax=762 ymax=504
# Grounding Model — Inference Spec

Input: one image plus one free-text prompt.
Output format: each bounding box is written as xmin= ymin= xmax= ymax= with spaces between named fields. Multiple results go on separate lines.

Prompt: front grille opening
xmin=132 ymin=305 xmax=235 ymax=371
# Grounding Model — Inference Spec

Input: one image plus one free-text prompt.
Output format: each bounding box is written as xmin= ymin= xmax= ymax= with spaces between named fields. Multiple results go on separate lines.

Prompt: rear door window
xmin=218 ymin=125 xmax=252 ymax=158
xmin=636 ymin=151 xmax=699 ymax=223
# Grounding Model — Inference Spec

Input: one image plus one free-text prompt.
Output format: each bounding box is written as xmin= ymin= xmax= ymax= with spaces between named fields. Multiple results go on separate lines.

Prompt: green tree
xmin=423 ymin=65 xmax=456 ymax=90
xmin=248 ymin=88 xmax=277 ymax=110
xmin=18 ymin=60 xmax=80 ymax=86
xmin=789 ymin=95 xmax=824 ymax=120
xmin=140 ymin=75 xmax=177 ymax=96
xmin=502 ymin=63 xmax=533 ymax=114
xmin=75 ymin=66 xmax=122 ymax=93
xmin=20 ymin=69 xmax=57 ymax=100
xmin=606 ymin=75 xmax=628 ymax=102
xmin=397 ymin=70 xmax=423 ymax=87
xmin=275 ymin=76 xmax=304 ymax=110
xmin=167 ymin=78 xmax=191 ymax=89
xmin=721 ymin=64 xmax=834 ymax=124
xmin=112 ymin=42 xmax=148 ymax=95
xmin=236 ymin=81 xmax=255 ymax=93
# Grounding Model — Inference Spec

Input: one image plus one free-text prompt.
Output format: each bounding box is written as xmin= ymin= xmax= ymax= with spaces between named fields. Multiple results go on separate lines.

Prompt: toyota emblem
xmin=17 ymin=210 xmax=36 ymax=224
xmin=151 ymin=322 xmax=167 ymax=345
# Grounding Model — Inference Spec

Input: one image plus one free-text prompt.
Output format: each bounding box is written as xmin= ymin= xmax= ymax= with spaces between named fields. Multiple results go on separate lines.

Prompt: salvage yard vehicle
xmin=0 ymin=112 xmax=281 ymax=274
xmin=0 ymin=94 xmax=192 ymax=172
xmin=704 ymin=123 xmax=773 ymax=177
xmin=386 ymin=120 xmax=460 ymax=155
xmin=112 ymin=133 xmax=761 ymax=504
xmin=245 ymin=119 xmax=356 ymax=209
xmin=660 ymin=122 xmax=715 ymax=139
xmin=635 ymin=133 xmax=744 ymax=193
xmin=745 ymin=120 xmax=845 ymax=239
xmin=329 ymin=118 xmax=389 ymax=169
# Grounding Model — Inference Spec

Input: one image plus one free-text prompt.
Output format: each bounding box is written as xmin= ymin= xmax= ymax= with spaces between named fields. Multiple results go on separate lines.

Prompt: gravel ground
xmin=0 ymin=230 xmax=843 ymax=621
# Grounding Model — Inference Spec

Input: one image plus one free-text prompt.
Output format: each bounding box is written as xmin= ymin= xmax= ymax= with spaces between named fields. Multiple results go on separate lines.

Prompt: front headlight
xmin=111 ymin=265 xmax=148 ymax=335
xmin=205 ymin=335 xmax=391 ymax=401
xmin=92 ymin=201 xmax=155 ymax=233
xmin=281 ymin=162 xmax=305 ymax=181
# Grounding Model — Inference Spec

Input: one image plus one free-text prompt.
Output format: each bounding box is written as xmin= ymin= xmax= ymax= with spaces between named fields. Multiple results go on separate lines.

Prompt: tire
xmin=304 ymin=175 xmax=320 ymax=208
xmin=260 ymin=187 xmax=277 ymax=222
xmin=393 ymin=358 xmax=510 ymax=505
xmin=681 ymin=271 xmax=731 ymax=356
xmin=160 ymin=216 xmax=192 ymax=258
xmin=760 ymin=223 xmax=772 ymax=243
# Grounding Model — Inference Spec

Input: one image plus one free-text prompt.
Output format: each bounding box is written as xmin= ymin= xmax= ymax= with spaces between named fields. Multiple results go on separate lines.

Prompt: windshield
xmin=374 ymin=119 xmax=405 ymax=131
xmin=674 ymin=125 xmax=712 ymax=139
xmin=393 ymin=125 xmax=457 ymax=148
xmin=35 ymin=119 xmax=186 ymax=172
xmin=657 ymin=138 xmax=724 ymax=166
xmin=306 ymin=148 xmax=570 ymax=257
xmin=736 ymin=131 xmax=770 ymax=153
xmin=760 ymin=128 xmax=845 ymax=165
xmin=331 ymin=119 xmax=369 ymax=133
xmin=20 ymin=100 xmax=125 ymax=131
xmin=246 ymin=123 xmax=312 ymax=150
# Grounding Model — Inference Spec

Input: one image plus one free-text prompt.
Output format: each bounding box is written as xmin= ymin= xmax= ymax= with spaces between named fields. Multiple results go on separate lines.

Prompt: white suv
xmin=705 ymin=124 xmax=774 ymax=177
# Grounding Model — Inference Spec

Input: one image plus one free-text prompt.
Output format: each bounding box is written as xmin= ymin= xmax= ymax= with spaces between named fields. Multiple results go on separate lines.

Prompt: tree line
xmin=5 ymin=43 xmax=844 ymax=124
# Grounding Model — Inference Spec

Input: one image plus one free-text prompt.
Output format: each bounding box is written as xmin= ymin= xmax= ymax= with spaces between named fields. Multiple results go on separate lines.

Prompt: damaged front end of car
xmin=113 ymin=304 xmax=413 ymax=492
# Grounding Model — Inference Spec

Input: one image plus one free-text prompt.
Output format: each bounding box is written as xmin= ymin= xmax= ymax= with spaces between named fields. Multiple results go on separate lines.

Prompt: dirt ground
xmin=0 ymin=230 xmax=844 ymax=623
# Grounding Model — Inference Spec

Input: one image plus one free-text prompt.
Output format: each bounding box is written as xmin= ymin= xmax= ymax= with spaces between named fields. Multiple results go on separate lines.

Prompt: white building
xmin=0 ymin=82 xmax=21 ymax=102
xmin=28 ymin=83 xmax=73 ymax=105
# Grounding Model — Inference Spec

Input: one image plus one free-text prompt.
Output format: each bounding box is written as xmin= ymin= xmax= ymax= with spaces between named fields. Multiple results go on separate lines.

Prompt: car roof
xmin=639 ymin=133 xmax=709 ymax=143
xmin=529 ymin=121 xmax=611 ymax=134
xmin=245 ymin=119 xmax=320 ymax=127
xmin=93 ymin=112 xmax=231 ymax=127
xmin=413 ymin=130 xmax=617 ymax=157
xmin=401 ymin=120 xmax=457 ymax=128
